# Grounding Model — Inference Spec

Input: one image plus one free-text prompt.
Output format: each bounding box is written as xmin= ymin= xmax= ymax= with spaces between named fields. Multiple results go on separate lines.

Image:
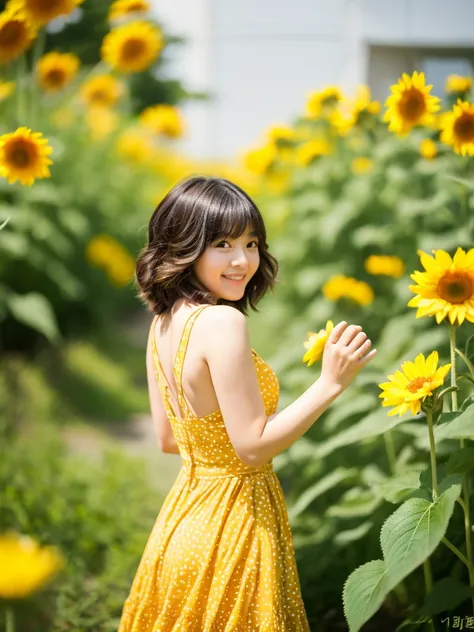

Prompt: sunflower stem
xmin=455 ymin=347 xmax=474 ymax=381
xmin=29 ymin=28 xmax=46 ymax=128
xmin=442 ymin=536 xmax=470 ymax=569
xmin=449 ymin=325 xmax=458 ymax=412
xmin=5 ymin=607 xmax=15 ymax=632
xmin=449 ymin=324 xmax=474 ymax=614
xmin=426 ymin=408 xmax=438 ymax=500
xmin=15 ymin=55 xmax=28 ymax=127
xmin=383 ymin=430 xmax=397 ymax=473
xmin=422 ymin=559 xmax=435 ymax=632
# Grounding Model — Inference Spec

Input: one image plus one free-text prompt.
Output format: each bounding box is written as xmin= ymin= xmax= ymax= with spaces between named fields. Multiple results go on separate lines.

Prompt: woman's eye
xmin=215 ymin=240 xmax=259 ymax=248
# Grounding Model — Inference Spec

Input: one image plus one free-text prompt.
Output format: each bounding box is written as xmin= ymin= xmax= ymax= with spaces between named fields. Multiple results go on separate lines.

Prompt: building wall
xmin=154 ymin=0 xmax=474 ymax=160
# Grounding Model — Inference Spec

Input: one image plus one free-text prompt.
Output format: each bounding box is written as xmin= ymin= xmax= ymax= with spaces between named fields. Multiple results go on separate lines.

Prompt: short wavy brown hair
xmin=135 ymin=175 xmax=280 ymax=317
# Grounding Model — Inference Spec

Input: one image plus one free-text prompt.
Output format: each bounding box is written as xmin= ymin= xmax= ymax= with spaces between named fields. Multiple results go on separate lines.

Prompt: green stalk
xmin=423 ymin=559 xmax=435 ymax=632
xmin=450 ymin=323 xmax=474 ymax=613
xmin=15 ymin=55 xmax=27 ymax=126
xmin=442 ymin=537 xmax=470 ymax=569
xmin=5 ymin=607 xmax=15 ymax=632
xmin=426 ymin=408 xmax=438 ymax=501
xmin=383 ymin=430 xmax=397 ymax=473
xmin=29 ymin=28 xmax=46 ymax=128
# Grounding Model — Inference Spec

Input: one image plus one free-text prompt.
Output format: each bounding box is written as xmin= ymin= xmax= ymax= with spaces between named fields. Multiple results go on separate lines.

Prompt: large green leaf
xmin=343 ymin=560 xmax=389 ymax=632
xmin=7 ymin=292 xmax=60 ymax=343
xmin=434 ymin=402 xmax=474 ymax=441
xmin=381 ymin=482 xmax=461 ymax=590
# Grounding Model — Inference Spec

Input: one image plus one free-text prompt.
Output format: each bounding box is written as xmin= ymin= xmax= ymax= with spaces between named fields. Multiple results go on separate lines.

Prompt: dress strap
xmin=150 ymin=316 xmax=179 ymax=420
xmin=173 ymin=304 xmax=211 ymax=419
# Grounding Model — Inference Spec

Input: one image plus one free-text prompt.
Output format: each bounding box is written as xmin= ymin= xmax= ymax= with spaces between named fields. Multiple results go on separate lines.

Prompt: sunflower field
xmin=240 ymin=75 xmax=474 ymax=629
xmin=1 ymin=0 xmax=474 ymax=630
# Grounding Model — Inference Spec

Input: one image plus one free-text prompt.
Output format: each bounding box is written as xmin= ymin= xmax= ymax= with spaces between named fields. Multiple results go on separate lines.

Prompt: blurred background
xmin=1 ymin=1 xmax=473 ymax=630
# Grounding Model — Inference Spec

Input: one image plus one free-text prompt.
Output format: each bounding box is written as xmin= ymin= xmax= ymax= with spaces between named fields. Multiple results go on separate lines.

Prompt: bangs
xmin=201 ymin=181 xmax=265 ymax=245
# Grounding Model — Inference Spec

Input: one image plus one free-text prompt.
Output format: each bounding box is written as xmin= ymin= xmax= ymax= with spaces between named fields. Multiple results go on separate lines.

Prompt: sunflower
xmin=0 ymin=7 xmax=36 ymax=65
xmin=36 ymin=51 xmax=79 ymax=92
xmin=364 ymin=255 xmax=405 ymax=278
xmin=440 ymin=99 xmax=474 ymax=156
xmin=384 ymin=71 xmax=441 ymax=135
xmin=139 ymin=104 xmax=184 ymax=138
xmin=116 ymin=127 xmax=155 ymax=164
xmin=0 ymin=127 xmax=53 ymax=186
xmin=323 ymin=274 xmax=374 ymax=306
xmin=80 ymin=74 xmax=124 ymax=107
xmin=445 ymin=75 xmax=472 ymax=95
xmin=0 ymin=80 xmax=15 ymax=100
xmin=419 ymin=138 xmax=437 ymax=160
xmin=408 ymin=247 xmax=474 ymax=326
xmin=86 ymin=106 xmax=119 ymax=140
xmin=242 ymin=143 xmax=277 ymax=175
xmin=302 ymin=320 xmax=334 ymax=367
xmin=0 ymin=531 xmax=63 ymax=599
xmin=7 ymin=0 xmax=84 ymax=28
xmin=378 ymin=351 xmax=451 ymax=417
xmin=305 ymin=86 xmax=342 ymax=118
xmin=86 ymin=233 xmax=135 ymax=287
xmin=351 ymin=156 xmax=373 ymax=174
xmin=265 ymin=124 xmax=296 ymax=143
xmin=109 ymin=0 xmax=150 ymax=21
xmin=101 ymin=20 xmax=164 ymax=73
xmin=296 ymin=138 xmax=332 ymax=166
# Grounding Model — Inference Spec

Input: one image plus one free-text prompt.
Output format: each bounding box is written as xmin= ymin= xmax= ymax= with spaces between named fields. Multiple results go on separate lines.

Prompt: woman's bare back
xmin=152 ymin=302 xmax=222 ymax=420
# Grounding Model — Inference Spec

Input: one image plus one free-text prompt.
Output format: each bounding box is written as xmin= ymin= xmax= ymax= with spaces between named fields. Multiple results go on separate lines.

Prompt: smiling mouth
xmin=222 ymin=275 xmax=246 ymax=283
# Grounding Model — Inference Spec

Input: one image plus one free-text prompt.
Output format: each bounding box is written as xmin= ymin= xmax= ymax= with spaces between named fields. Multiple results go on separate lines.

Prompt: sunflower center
xmin=453 ymin=113 xmax=474 ymax=142
xmin=46 ymin=69 xmax=66 ymax=86
xmin=122 ymin=37 xmax=146 ymax=61
xmin=29 ymin=0 xmax=64 ymax=12
xmin=8 ymin=141 xmax=35 ymax=168
xmin=128 ymin=1 xmax=147 ymax=10
xmin=406 ymin=376 xmax=429 ymax=393
xmin=437 ymin=271 xmax=473 ymax=304
xmin=0 ymin=21 xmax=24 ymax=47
xmin=398 ymin=89 xmax=426 ymax=122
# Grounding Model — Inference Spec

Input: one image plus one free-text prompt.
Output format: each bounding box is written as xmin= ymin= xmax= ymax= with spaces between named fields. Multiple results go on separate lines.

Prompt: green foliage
xmin=0 ymin=423 xmax=162 ymax=631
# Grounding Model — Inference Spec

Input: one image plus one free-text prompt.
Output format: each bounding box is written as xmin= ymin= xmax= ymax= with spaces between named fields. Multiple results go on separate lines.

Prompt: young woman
xmin=118 ymin=175 xmax=376 ymax=631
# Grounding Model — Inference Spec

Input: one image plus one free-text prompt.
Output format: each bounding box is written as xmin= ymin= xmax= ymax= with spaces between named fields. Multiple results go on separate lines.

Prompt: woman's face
xmin=193 ymin=224 xmax=260 ymax=301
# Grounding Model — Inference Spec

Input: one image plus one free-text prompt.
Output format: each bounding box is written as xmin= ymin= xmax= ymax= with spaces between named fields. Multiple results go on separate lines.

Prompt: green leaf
xmin=342 ymin=560 xmax=389 ymax=632
xmin=326 ymin=487 xmax=382 ymax=519
xmin=288 ymin=467 xmax=358 ymax=520
xmin=443 ymin=174 xmax=474 ymax=190
xmin=7 ymin=292 xmax=60 ymax=343
xmin=445 ymin=448 xmax=474 ymax=475
xmin=324 ymin=393 xmax=375 ymax=431
xmin=334 ymin=521 xmax=373 ymax=547
xmin=381 ymin=482 xmax=461 ymax=590
xmin=314 ymin=408 xmax=412 ymax=459
xmin=420 ymin=577 xmax=474 ymax=616
xmin=0 ymin=217 xmax=9 ymax=230
xmin=379 ymin=470 xmax=423 ymax=504
xmin=434 ymin=403 xmax=474 ymax=441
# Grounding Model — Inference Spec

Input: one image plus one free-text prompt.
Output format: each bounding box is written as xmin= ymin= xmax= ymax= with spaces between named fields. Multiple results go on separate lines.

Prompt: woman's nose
xmin=231 ymin=248 xmax=249 ymax=266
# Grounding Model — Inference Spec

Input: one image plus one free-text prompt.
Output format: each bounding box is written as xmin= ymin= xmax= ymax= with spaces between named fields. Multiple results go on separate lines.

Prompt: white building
xmin=154 ymin=0 xmax=474 ymax=160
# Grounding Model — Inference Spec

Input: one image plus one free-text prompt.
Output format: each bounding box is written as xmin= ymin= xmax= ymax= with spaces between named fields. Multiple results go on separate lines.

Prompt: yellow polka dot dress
xmin=118 ymin=305 xmax=310 ymax=631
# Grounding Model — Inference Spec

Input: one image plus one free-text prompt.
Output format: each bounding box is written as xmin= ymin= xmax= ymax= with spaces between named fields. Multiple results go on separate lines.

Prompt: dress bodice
xmin=150 ymin=304 xmax=280 ymax=474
